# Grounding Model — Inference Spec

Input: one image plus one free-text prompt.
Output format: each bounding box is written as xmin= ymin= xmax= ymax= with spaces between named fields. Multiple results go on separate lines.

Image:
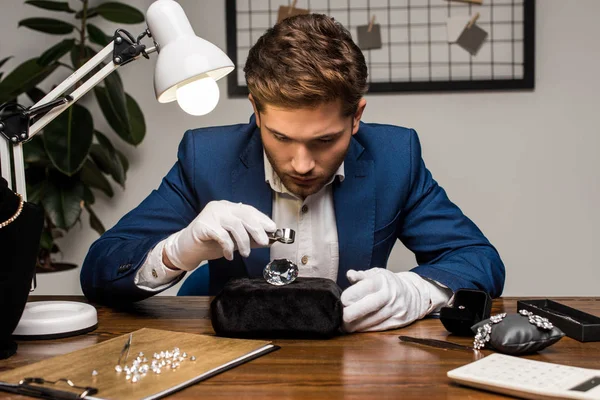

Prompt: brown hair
xmin=244 ymin=14 xmax=368 ymax=116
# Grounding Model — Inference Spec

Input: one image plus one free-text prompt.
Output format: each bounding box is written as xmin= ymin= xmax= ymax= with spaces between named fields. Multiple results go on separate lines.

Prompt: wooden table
xmin=1 ymin=296 xmax=599 ymax=399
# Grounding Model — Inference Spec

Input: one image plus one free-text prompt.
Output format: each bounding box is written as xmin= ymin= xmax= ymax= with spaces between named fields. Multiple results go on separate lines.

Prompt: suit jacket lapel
xmin=231 ymin=122 xmax=272 ymax=278
xmin=334 ymin=137 xmax=376 ymax=289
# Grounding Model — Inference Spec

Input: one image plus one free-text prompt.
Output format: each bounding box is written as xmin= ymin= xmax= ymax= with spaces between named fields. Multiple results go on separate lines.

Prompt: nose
xmin=291 ymin=145 xmax=315 ymax=175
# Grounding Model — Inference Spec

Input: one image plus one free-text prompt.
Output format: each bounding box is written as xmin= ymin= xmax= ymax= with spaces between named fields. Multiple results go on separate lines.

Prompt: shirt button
xmin=301 ymin=205 xmax=309 ymax=213
xmin=152 ymin=269 xmax=158 ymax=278
xmin=301 ymin=255 xmax=309 ymax=265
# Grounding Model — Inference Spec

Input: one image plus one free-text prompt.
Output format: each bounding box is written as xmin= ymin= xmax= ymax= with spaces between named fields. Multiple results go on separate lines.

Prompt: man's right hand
xmin=163 ymin=200 xmax=276 ymax=271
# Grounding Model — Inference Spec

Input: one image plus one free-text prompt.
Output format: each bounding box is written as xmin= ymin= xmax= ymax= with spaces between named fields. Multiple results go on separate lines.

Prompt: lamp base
xmin=12 ymin=301 xmax=98 ymax=340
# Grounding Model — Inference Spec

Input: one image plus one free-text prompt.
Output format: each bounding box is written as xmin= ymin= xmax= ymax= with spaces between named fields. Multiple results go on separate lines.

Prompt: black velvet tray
xmin=210 ymin=277 xmax=343 ymax=339
xmin=517 ymin=299 xmax=600 ymax=342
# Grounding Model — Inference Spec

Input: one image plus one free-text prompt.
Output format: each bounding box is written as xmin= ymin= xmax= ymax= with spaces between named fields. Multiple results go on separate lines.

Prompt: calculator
xmin=447 ymin=353 xmax=600 ymax=399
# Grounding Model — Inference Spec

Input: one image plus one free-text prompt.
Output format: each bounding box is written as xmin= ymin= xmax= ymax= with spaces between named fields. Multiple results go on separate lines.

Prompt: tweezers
xmin=399 ymin=336 xmax=476 ymax=352
xmin=117 ymin=333 xmax=133 ymax=366
xmin=0 ymin=377 xmax=98 ymax=399
xmin=267 ymin=228 xmax=295 ymax=244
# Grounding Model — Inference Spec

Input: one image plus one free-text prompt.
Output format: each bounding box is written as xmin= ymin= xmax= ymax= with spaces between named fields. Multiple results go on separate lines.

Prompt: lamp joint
xmin=112 ymin=29 xmax=149 ymax=66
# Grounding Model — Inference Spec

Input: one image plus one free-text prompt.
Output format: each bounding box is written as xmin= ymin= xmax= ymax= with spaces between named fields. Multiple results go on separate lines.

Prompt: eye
xmin=274 ymin=134 xmax=289 ymax=142
xmin=319 ymin=138 xmax=334 ymax=143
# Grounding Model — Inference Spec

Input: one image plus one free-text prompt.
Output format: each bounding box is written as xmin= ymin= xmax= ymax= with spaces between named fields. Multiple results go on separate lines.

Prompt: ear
xmin=248 ymin=94 xmax=261 ymax=127
xmin=351 ymin=98 xmax=367 ymax=135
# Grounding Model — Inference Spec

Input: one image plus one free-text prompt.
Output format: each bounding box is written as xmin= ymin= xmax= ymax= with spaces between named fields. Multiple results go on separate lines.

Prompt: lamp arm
xmin=6 ymin=42 xmax=121 ymax=199
xmin=29 ymin=49 xmax=118 ymax=137
xmin=1 ymin=30 xmax=157 ymax=198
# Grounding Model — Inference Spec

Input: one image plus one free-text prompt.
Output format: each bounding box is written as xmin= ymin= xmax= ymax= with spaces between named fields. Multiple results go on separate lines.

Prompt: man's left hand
xmin=341 ymin=268 xmax=433 ymax=332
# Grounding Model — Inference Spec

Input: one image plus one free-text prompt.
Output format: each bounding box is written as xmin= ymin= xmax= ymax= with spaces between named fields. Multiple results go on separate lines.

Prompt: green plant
xmin=0 ymin=0 xmax=147 ymax=271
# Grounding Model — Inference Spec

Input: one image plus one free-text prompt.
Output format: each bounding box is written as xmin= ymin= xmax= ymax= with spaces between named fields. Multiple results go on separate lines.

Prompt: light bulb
xmin=175 ymin=77 xmax=220 ymax=116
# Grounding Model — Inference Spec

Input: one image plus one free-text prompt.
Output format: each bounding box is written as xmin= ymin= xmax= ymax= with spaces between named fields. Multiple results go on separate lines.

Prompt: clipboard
xmin=0 ymin=328 xmax=278 ymax=399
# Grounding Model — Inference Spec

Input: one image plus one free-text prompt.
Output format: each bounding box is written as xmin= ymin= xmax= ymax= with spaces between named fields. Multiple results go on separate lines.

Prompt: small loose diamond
xmin=92 ymin=370 xmax=98 ymax=376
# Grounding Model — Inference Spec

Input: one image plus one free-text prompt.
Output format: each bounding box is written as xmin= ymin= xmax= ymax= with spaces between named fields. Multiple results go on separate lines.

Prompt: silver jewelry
xmin=473 ymin=312 xmax=506 ymax=350
xmin=0 ymin=192 xmax=24 ymax=229
xmin=519 ymin=309 xmax=554 ymax=330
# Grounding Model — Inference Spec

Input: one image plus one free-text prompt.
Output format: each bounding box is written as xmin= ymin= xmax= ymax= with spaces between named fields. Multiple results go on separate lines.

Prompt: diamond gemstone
xmin=263 ymin=259 xmax=299 ymax=286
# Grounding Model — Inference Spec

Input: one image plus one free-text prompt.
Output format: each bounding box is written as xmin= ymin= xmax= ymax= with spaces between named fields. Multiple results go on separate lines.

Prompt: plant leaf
xmin=84 ymin=203 xmax=105 ymax=235
xmin=94 ymin=73 xmax=132 ymax=142
xmin=25 ymin=1 xmax=75 ymax=13
xmin=88 ymin=144 xmax=111 ymax=174
xmin=38 ymin=38 xmax=76 ymax=66
xmin=104 ymin=72 xmax=129 ymax=127
xmin=41 ymin=173 xmax=85 ymax=230
xmin=96 ymin=2 xmax=145 ymax=24
xmin=83 ymin=184 xmax=95 ymax=205
xmin=70 ymin=45 xmax=96 ymax=70
xmin=18 ymin=18 xmax=75 ymax=35
xmin=81 ymin=158 xmax=113 ymax=197
xmin=125 ymin=93 xmax=145 ymax=145
xmin=116 ymin=148 xmax=128 ymax=175
xmin=87 ymin=23 xmax=111 ymax=47
xmin=26 ymin=178 xmax=46 ymax=204
xmin=95 ymin=86 xmax=147 ymax=146
xmin=75 ymin=7 xmax=98 ymax=20
xmin=0 ymin=56 xmax=12 ymax=70
xmin=23 ymin=135 xmax=49 ymax=165
xmin=43 ymin=104 xmax=94 ymax=176
xmin=39 ymin=230 xmax=55 ymax=251
xmin=92 ymin=131 xmax=125 ymax=186
xmin=26 ymin=86 xmax=47 ymax=103
xmin=0 ymin=58 xmax=58 ymax=104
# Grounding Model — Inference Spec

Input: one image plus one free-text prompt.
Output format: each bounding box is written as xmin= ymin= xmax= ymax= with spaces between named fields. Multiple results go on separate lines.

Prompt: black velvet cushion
xmin=211 ymin=277 xmax=343 ymax=339
xmin=0 ymin=178 xmax=44 ymax=359
xmin=471 ymin=313 xmax=565 ymax=355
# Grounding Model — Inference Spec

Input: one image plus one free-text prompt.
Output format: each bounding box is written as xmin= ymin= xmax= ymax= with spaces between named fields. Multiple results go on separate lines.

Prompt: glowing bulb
xmin=175 ymin=77 xmax=220 ymax=116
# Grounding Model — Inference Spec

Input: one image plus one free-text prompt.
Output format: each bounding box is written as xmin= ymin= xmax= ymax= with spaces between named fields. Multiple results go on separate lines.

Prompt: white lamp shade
xmin=146 ymin=0 xmax=234 ymax=104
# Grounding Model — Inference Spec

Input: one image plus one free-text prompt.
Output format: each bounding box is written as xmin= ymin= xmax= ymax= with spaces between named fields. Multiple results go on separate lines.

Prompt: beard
xmin=263 ymin=145 xmax=348 ymax=199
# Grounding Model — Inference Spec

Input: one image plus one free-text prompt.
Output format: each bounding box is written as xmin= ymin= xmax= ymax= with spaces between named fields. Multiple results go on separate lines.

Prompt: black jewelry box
xmin=440 ymin=289 xmax=492 ymax=336
xmin=516 ymin=299 xmax=600 ymax=342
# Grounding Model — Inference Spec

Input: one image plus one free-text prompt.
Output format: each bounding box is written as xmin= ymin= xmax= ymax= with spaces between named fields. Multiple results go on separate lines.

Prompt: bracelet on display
xmin=473 ymin=310 xmax=554 ymax=350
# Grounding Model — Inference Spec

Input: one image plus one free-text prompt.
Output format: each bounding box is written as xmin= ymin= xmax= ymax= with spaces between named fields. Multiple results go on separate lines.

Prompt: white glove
xmin=341 ymin=268 xmax=433 ymax=332
xmin=163 ymin=200 xmax=276 ymax=271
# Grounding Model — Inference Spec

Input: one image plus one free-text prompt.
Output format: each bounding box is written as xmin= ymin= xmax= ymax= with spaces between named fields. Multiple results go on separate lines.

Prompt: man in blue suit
xmin=81 ymin=14 xmax=504 ymax=332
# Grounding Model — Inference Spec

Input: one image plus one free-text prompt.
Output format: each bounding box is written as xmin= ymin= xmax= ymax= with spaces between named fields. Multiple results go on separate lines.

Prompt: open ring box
xmin=440 ymin=289 xmax=492 ymax=336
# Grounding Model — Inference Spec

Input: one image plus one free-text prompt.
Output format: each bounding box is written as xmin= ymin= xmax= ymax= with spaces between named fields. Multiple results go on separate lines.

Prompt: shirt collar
xmin=263 ymin=150 xmax=345 ymax=195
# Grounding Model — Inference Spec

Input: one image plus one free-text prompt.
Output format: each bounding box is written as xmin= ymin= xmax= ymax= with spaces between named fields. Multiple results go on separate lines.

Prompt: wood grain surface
xmin=0 ymin=327 xmax=274 ymax=399
xmin=1 ymin=296 xmax=599 ymax=399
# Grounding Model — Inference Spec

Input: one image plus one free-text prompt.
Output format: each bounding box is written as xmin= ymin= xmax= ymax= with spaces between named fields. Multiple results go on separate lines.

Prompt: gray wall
xmin=2 ymin=1 xmax=598 ymax=296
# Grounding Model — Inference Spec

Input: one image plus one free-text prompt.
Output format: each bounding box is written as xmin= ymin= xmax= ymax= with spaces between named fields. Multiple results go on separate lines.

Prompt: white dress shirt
xmin=135 ymin=154 xmax=452 ymax=313
xmin=265 ymin=151 xmax=343 ymax=281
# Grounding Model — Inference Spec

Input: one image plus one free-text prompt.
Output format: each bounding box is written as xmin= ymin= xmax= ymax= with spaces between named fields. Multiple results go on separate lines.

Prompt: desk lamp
xmin=0 ymin=0 xmax=233 ymax=339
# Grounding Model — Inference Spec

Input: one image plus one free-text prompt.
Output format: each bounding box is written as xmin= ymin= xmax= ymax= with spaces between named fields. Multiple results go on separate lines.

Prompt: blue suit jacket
xmin=81 ymin=116 xmax=505 ymax=304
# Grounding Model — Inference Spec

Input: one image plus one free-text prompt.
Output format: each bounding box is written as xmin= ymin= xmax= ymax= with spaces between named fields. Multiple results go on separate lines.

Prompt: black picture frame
xmin=226 ymin=0 xmax=535 ymax=96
